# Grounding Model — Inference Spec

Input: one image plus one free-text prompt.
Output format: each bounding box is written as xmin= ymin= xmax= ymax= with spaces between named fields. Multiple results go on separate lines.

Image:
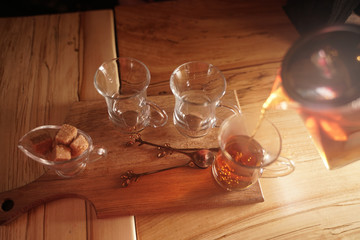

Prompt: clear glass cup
xmin=18 ymin=125 xmax=107 ymax=178
xmin=94 ymin=57 xmax=168 ymax=134
xmin=212 ymin=113 xmax=295 ymax=191
xmin=170 ymin=61 xmax=238 ymax=138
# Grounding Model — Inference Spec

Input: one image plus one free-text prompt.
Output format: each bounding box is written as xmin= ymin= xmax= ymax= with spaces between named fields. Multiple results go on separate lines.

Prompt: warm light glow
xmin=263 ymin=86 xmax=290 ymax=110
xmin=357 ymin=56 xmax=360 ymax=62
xmin=315 ymin=86 xmax=337 ymax=100
xmin=319 ymin=119 xmax=347 ymax=141
xmin=305 ymin=117 xmax=317 ymax=129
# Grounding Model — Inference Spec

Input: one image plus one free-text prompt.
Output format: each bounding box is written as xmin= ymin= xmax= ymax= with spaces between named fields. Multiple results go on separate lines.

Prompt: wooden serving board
xmin=0 ymin=94 xmax=264 ymax=225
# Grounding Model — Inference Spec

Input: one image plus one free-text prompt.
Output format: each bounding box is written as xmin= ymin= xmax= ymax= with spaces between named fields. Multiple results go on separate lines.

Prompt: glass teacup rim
xmin=169 ymin=61 xmax=227 ymax=103
xmin=94 ymin=57 xmax=151 ymax=100
xmin=218 ymin=113 xmax=282 ymax=169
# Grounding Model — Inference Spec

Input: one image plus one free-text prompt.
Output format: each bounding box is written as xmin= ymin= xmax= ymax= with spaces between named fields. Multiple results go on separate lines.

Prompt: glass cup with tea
xmin=94 ymin=57 xmax=168 ymax=134
xmin=212 ymin=113 xmax=295 ymax=191
xmin=170 ymin=61 xmax=238 ymax=138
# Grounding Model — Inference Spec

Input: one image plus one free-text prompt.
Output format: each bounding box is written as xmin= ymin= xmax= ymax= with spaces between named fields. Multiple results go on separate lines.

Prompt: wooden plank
xmin=79 ymin=9 xmax=137 ymax=240
xmin=0 ymin=13 xmax=79 ymax=192
xmin=111 ymin=1 xmax=360 ymax=239
xmin=0 ymin=10 xmax=134 ymax=240
xmin=0 ymin=93 xmax=264 ymax=225
xmin=80 ymin=10 xmax=117 ymax=101
xmin=0 ymin=9 xmax=139 ymax=240
xmin=112 ymin=1 xmax=360 ymax=239
xmin=44 ymin=199 xmax=87 ymax=240
xmin=136 ymin=107 xmax=360 ymax=239
xmin=86 ymin=206 xmax=137 ymax=240
xmin=0 ymin=12 xmax=83 ymax=239
xmin=114 ymin=0 xmax=298 ymax=96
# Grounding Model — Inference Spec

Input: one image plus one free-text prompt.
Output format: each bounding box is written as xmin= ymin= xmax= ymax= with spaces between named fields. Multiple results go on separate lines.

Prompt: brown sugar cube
xmin=70 ymin=134 xmax=89 ymax=157
xmin=52 ymin=144 xmax=72 ymax=162
xmin=55 ymin=124 xmax=77 ymax=145
xmin=30 ymin=132 xmax=53 ymax=156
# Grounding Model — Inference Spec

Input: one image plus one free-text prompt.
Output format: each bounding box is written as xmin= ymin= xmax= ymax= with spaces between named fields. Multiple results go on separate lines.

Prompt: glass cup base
xmin=54 ymin=162 xmax=87 ymax=178
xmin=173 ymin=113 xmax=212 ymax=138
xmin=211 ymin=162 xmax=256 ymax=191
xmin=174 ymin=123 xmax=209 ymax=138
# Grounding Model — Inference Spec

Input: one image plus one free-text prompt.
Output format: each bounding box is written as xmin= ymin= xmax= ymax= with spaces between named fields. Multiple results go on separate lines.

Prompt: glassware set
xmin=20 ymin=24 xmax=360 ymax=190
xmin=18 ymin=57 xmax=294 ymax=191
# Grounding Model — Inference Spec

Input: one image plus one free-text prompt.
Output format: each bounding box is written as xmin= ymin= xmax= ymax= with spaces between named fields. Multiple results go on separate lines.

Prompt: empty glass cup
xmin=170 ymin=61 xmax=238 ymax=138
xmin=94 ymin=57 xmax=168 ymax=134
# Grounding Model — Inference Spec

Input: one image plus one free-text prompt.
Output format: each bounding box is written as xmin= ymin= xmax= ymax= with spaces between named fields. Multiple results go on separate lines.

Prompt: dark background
xmin=0 ymin=0 xmax=359 ymax=35
xmin=0 ymin=0 xmax=167 ymax=17
xmin=284 ymin=0 xmax=360 ymax=34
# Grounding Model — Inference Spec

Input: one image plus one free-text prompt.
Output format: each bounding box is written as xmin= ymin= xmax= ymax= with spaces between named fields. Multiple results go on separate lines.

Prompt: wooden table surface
xmin=115 ymin=0 xmax=360 ymax=239
xmin=0 ymin=9 xmax=136 ymax=240
xmin=1 ymin=0 xmax=360 ymax=239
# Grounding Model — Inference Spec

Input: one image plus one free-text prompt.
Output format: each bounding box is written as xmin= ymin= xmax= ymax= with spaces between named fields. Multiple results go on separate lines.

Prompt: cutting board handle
xmin=0 ymin=174 xmax=81 ymax=225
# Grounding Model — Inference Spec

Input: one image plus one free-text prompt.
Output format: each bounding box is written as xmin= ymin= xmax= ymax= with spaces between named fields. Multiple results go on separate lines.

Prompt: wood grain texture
xmin=0 ymin=13 xmax=79 ymax=193
xmin=0 ymin=12 xmax=82 ymax=240
xmin=135 ymin=102 xmax=360 ymax=240
xmin=114 ymin=0 xmax=298 ymax=96
xmin=0 ymin=10 xmax=136 ymax=240
xmin=0 ymin=93 xmax=264 ymax=225
xmin=113 ymin=0 xmax=360 ymax=239
xmin=80 ymin=10 xmax=117 ymax=101
xmin=79 ymin=10 xmax=138 ymax=240
xmin=86 ymin=209 xmax=137 ymax=240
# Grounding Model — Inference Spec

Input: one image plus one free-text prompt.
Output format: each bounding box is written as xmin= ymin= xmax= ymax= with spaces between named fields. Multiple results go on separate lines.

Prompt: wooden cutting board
xmin=0 ymin=94 xmax=264 ymax=225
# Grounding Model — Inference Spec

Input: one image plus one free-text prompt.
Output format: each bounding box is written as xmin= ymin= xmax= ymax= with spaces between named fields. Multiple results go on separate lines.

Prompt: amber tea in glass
xmin=271 ymin=24 xmax=360 ymax=169
xmin=212 ymin=113 xmax=294 ymax=191
xmin=213 ymin=135 xmax=264 ymax=190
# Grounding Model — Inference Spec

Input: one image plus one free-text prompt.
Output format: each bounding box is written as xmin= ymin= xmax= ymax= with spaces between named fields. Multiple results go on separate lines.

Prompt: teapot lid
xmin=281 ymin=24 xmax=360 ymax=109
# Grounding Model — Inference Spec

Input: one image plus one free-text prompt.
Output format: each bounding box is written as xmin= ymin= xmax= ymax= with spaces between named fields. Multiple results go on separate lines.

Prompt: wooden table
xmin=115 ymin=0 xmax=360 ymax=239
xmin=2 ymin=0 xmax=360 ymax=239
xmin=0 ymin=10 xmax=136 ymax=240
